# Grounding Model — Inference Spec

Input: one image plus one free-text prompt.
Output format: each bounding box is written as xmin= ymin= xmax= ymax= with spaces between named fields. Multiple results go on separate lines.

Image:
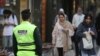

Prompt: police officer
xmin=13 ymin=9 xmax=42 ymax=56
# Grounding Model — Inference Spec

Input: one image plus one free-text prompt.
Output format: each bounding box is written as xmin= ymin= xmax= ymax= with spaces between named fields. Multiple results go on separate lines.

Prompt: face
xmin=59 ymin=11 xmax=64 ymax=14
xmin=77 ymin=7 xmax=82 ymax=15
xmin=59 ymin=15 xmax=65 ymax=22
xmin=4 ymin=14 xmax=10 ymax=18
xmin=85 ymin=16 xmax=92 ymax=24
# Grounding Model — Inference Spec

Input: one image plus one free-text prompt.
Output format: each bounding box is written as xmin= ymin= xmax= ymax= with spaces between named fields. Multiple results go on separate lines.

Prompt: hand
xmin=73 ymin=25 xmax=77 ymax=30
xmin=6 ymin=22 xmax=15 ymax=26
xmin=4 ymin=23 xmax=9 ymax=26
xmin=62 ymin=29 xmax=69 ymax=33
xmin=4 ymin=21 xmax=10 ymax=26
xmin=52 ymin=44 xmax=55 ymax=47
xmin=9 ymin=23 xmax=15 ymax=26
xmin=63 ymin=51 xmax=66 ymax=54
xmin=4 ymin=23 xmax=14 ymax=26
xmin=89 ymin=31 xmax=95 ymax=35
xmin=83 ymin=31 xmax=88 ymax=34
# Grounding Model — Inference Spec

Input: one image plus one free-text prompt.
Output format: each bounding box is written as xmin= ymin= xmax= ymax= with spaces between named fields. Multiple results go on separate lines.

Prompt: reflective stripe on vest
xmin=13 ymin=21 xmax=36 ymax=51
xmin=18 ymin=42 xmax=34 ymax=46
xmin=17 ymin=42 xmax=35 ymax=51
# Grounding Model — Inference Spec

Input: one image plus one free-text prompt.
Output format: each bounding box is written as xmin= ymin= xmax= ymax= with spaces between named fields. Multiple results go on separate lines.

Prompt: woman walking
xmin=76 ymin=14 xmax=97 ymax=56
xmin=52 ymin=13 xmax=74 ymax=56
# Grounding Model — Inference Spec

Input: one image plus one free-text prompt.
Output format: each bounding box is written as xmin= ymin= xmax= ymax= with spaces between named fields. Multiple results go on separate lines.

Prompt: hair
xmin=77 ymin=6 xmax=83 ymax=10
xmin=21 ymin=9 xmax=31 ymax=21
xmin=83 ymin=14 xmax=94 ymax=24
xmin=58 ymin=12 xmax=65 ymax=17
xmin=3 ymin=9 xmax=12 ymax=15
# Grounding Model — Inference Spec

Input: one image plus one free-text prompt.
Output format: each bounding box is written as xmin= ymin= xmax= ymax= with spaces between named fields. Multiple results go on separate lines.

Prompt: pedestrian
xmin=13 ymin=9 xmax=42 ymax=56
xmin=2 ymin=9 xmax=18 ymax=52
xmin=72 ymin=7 xmax=85 ymax=56
xmin=95 ymin=13 xmax=100 ymax=46
xmin=53 ymin=8 xmax=68 ymax=27
xmin=76 ymin=14 xmax=97 ymax=56
xmin=95 ymin=13 xmax=100 ymax=56
xmin=72 ymin=7 xmax=85 ymax=29
xmin=52 ymin=13 xmax=74 ymax=56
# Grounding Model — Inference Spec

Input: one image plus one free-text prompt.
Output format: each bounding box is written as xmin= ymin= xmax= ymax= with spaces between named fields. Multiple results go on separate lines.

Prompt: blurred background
xmin=0 ymin=0 xmax=99 ymax=46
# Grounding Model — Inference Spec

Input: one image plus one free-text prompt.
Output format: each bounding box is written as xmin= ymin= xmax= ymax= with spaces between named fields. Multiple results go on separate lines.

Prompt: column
xmin=41 ymin=0 xmax=46 ymax=42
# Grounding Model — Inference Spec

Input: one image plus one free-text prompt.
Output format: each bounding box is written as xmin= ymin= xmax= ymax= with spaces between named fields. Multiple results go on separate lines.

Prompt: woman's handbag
xmin=82 ymin=32 xmax=93 ymax=49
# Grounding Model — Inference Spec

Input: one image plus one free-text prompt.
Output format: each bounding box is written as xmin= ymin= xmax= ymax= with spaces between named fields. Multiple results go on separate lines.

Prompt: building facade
xmin=0 ymin=0 xmax=99 ymax=44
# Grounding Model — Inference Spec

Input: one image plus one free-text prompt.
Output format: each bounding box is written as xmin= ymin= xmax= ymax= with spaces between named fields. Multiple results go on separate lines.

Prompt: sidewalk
xmin=42 ymin=48 xmax=75 ymax=56
xmin=42 ymin=43 xmax=75 ymax=56
xmin=1 ymin=43 xmax=99 ymax=56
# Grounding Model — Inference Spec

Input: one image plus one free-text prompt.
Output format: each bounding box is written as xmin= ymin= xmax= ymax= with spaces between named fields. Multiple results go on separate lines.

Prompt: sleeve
xmin=34 ymin=27 xmax=42 ymax=56
xmin=76 ymin=24 xmax=86 ymax=38
xmin=13 ymin=33 xmax=18 ymax=56
xmin=67 ymin=21 xmax=74 ymax=37
xmin=54 ymin=15 xmax=59 ymax=25
xmin=72 ymin=15 xmax=76 ymax=27
xmin=69 ymin=29 xmax=74 ymax=37
xmin=52 ymin=25 xmax=57 ymax=45
xmin=95 ymin=15 xmax=100 ymax=31
xmin=14 ymin=15 xmax=18 ymax=25
xmin=91 ymin=25 xmax=97 ymax=38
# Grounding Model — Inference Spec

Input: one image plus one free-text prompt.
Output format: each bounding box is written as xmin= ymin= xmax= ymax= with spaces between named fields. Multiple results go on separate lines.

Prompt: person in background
xmin=72 ymin=7 xmax=85 ymax=29
xmin=53 ymin=8 xmax=68 ymax=26
xmin=72 ymin=7 xmax=85 ymax=56
xmin=95 ymin=13 xmax=100 ymax=45
xmin=95 ymin=13 xmax=100 ymax=56
xmin=52 ymin=13 xmax=74 ymax=56
xmin=13 ymin=9 xmax=42 ymax=56
xmin=76 ymin=14 xmax=96 ymax=56
xmin=2 ymin=9 xmax=18 ymax=52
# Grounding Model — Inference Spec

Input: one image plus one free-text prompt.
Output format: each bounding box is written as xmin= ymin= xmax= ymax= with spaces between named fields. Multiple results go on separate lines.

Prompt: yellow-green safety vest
xmin=13 ymin=21 xmax=37 ymax=56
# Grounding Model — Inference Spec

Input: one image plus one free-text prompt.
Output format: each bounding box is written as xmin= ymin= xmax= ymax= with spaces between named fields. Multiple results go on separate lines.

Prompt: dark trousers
xmin=96 ymin=32 xmax=100 ymax=46
xmin=72 ymin=29 xmax=80 ymax=56
xmin=74 ymin=40 xmax=80 ymax=56
xmin=57 ymin=48 xmax=63 ymax=56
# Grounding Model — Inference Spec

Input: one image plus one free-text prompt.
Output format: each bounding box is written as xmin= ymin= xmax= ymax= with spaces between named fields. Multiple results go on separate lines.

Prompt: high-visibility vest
xmin=13 ymin=21 xmax=37 ymax=56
